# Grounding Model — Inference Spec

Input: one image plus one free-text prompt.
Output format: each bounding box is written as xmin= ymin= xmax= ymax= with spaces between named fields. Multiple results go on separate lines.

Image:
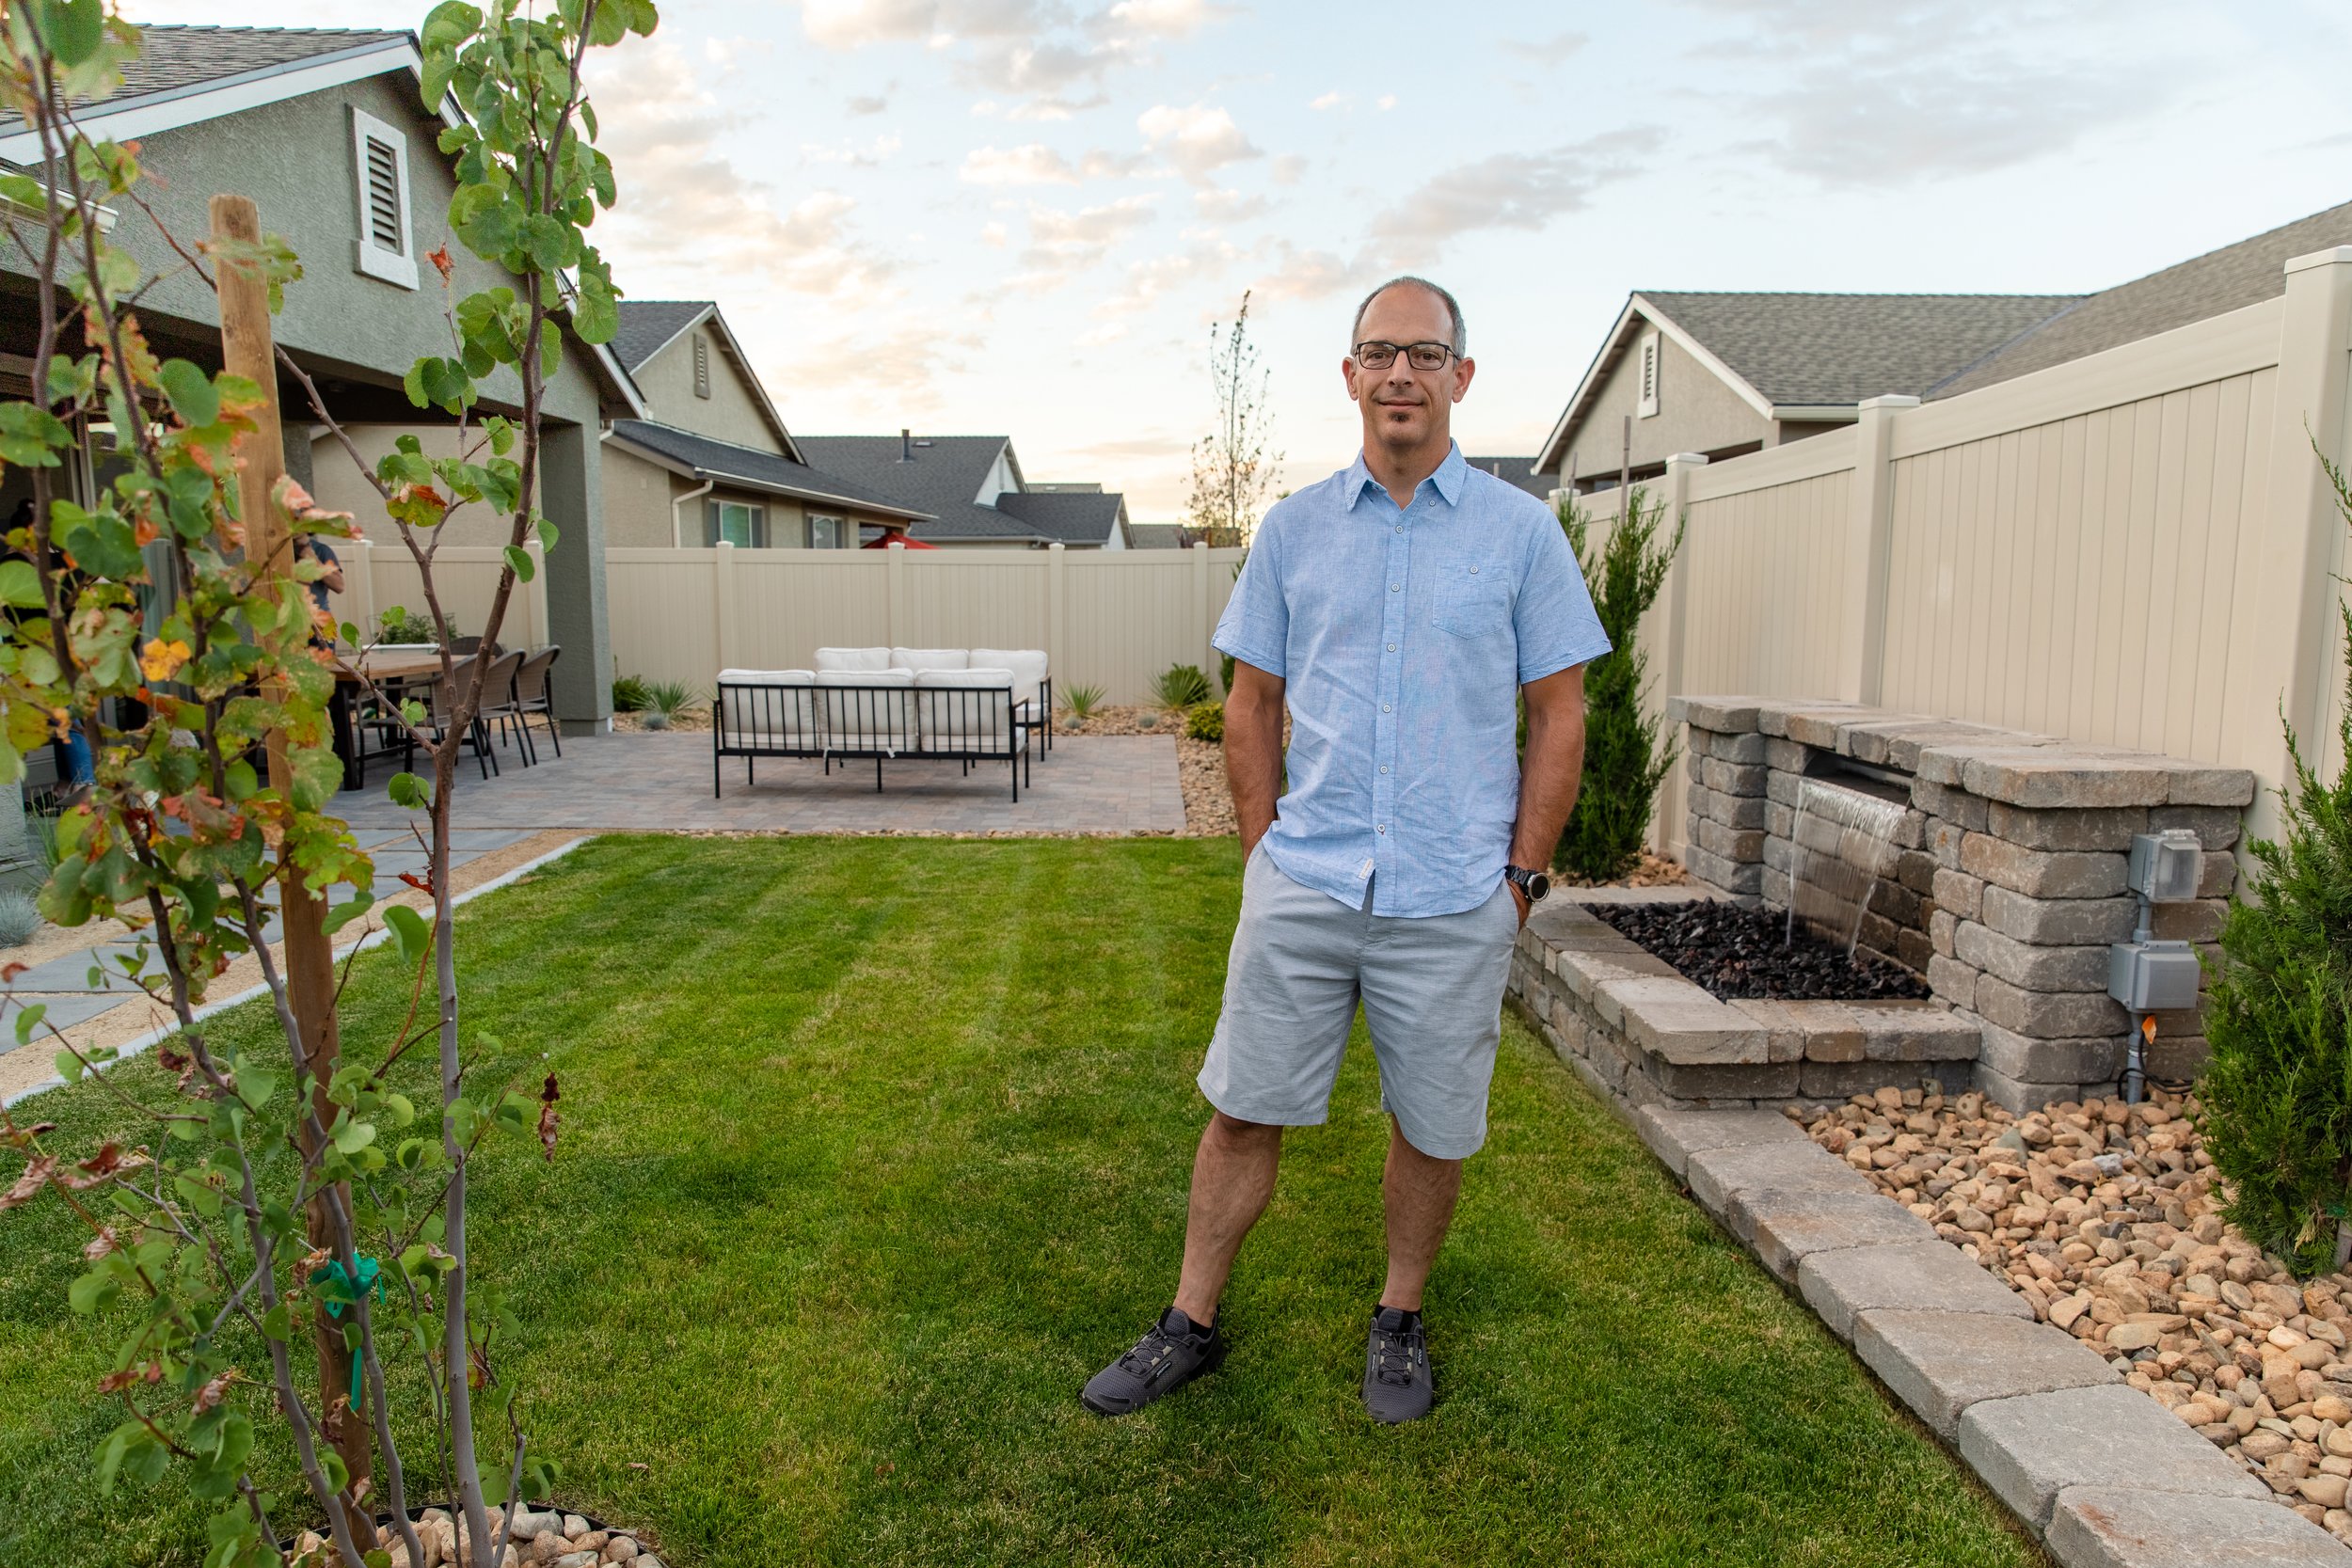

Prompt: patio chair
xmin=477 ymin=648 xmax=530 ymax=764
xmin=513 ymin=644 xmax=561 ymax=760
xmin=396 ymin=657 xmax=500 ymax=782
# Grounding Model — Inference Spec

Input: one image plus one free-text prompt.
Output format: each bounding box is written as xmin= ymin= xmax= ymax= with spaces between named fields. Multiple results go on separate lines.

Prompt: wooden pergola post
xmin=209 ymin=193 xmax=371 ymax=1530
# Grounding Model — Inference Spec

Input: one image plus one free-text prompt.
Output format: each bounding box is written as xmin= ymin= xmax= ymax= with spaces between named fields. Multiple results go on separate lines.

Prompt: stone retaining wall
xmin=1667 ymin=697 xmax=2254 ymax=1111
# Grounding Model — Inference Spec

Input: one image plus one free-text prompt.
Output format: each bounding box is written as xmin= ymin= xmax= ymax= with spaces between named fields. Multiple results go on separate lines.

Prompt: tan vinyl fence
xmin=1578 ymin=247 xmax=2352 ymax=856
xmin=342 ymin=540 xmax=1247 ymax=708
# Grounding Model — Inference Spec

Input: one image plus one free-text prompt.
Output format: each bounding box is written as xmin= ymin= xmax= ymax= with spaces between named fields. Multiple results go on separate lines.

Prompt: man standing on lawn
xmin=1083 ymin=277 xmax=1611 ymax=1425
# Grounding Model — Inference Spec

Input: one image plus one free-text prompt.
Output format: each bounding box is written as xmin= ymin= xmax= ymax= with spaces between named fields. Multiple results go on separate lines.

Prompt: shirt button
xmin=1380 ymin=765 xmax=1390 ymax=774
xmin=1394 ymin=525 xmax=1404 ymax=533
xmin=1390 ymin=583 xmax=1401 ymax=593
xmin=1381 ymin=703 xmax=1391 ymax=713
xmin=1469 ymin=564 xmax=1479 ymax=574
xmin=1386 ymin=642 xmax=1396 ymax=652
xmin=1377 ymin=825 xmax=1387 ymax=834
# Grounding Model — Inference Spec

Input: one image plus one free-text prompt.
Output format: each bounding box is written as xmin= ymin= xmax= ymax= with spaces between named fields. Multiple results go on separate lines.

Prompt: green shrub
xmin=1154 ymin=663 xmax=1214 ymax=713
xmin=645 ymin=679 xmax=698 ymax=717
xmin=2201 ymin=451 xmax=2352 ymax=1278
xmin=612 ymin=674 xmax=653 ymax=712
xmin=1059 ymin=681 xmax=1105 ymax=721
xmin=379 ymin=604 xmax=455 ymax=644
xmin=1186 ymin=701 xmax=1224 ymax=741
xmin=1553 ymin=486 xmax=1683 ymax=882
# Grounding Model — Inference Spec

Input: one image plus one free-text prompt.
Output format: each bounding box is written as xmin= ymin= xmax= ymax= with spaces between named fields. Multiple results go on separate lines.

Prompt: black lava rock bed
xmin=1587 ymin=900 xmax=1932 ymax=1002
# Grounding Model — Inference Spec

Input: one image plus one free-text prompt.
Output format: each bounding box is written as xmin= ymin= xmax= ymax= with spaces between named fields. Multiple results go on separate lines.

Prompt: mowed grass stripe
xmin=0 ymin=837 xmax=2042 ymax=1568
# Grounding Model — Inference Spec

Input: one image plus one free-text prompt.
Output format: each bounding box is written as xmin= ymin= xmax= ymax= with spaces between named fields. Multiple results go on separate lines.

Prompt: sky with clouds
xmin=120 ymin=0 xmax=2352 ymax=518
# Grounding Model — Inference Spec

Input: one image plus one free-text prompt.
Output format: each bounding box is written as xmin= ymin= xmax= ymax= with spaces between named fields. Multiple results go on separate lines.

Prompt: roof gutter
xmin=672 ymin=478 xmax=714 ymax=548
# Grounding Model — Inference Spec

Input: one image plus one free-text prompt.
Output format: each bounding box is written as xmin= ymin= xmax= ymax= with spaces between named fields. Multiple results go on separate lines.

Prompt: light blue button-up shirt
xmin=1213 ymin=443 xmax=1611 ymax=918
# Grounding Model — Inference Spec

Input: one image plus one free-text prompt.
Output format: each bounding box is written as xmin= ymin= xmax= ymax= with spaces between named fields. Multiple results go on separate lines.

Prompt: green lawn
xmin=0 ymin=837 xmax=2044 ymax=1567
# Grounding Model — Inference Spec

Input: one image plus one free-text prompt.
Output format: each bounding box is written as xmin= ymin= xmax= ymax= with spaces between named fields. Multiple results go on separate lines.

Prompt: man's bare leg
xmin=1377 ymin=1117 xmax=1465 ymax=1312
xmin=1171 ymin=1111 xmax=1284 ymax=1323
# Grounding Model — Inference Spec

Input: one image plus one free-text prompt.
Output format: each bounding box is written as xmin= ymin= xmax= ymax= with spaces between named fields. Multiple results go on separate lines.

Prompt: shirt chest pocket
xmin=1430 ymin=559 xmax=1511 ymax=639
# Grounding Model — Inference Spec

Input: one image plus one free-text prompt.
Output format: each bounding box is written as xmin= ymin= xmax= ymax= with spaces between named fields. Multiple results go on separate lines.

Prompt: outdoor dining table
xmin=331 ymin=649 xmax=447 ymax=791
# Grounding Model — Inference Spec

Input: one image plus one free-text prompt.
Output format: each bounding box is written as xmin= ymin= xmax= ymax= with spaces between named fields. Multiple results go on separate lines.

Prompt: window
xmin=1636 ymin=331 xmax=1661 ymax=420
xmin=706 ymin=499 xmax=766 ymax=547
xmin=808 ymin=514 xmax=846 ymax=549
xmin=349 ymin=108 xmax=418 ymax=290
xmin=692 ymin=334 xmax=711 ymax=399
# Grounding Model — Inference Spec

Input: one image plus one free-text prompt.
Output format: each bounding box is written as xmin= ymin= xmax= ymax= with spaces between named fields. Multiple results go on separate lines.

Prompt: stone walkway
xmin=335 ymin=731 xmax=1186 ymax=835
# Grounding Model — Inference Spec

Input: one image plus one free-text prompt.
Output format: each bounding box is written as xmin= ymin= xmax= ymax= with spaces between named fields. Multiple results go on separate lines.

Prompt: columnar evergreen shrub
xmin=1553 ymin=486 xmax=1684 ymax=881
xmin=2201 ymin=456 xmax=2352 ymax=1278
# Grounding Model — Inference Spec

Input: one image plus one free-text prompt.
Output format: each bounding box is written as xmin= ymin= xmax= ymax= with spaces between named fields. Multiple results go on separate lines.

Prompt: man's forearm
xmin=1225 ymin=691 xmax=1283 ymax=856
xmin=1510 ymin=689 xmax=1587 ymax=870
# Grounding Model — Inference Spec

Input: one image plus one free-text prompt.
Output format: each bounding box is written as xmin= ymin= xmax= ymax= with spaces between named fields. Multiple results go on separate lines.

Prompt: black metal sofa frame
xmin=713 ymin=678 xmax=1036 ymax=800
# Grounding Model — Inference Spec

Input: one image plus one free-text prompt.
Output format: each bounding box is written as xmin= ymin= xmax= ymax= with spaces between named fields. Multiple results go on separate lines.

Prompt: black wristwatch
xmin=1504 ymin=864 xmax=1551 ymax=903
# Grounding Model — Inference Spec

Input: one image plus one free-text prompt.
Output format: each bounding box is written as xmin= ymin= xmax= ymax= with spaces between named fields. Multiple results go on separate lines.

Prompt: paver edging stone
xmin=1956 ymin=1383 xmax=2275 ymax=1533
xmin=2046 ymin=1485 xmax=2350 ymax=1568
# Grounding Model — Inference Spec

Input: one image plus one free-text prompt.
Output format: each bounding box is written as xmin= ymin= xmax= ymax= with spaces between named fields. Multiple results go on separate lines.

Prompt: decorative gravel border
xmin=1519 ymin=1037 xmax=2352 ymax=1564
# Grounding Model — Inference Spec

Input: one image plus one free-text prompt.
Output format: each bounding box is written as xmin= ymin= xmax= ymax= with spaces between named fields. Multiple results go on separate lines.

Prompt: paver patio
xmin=335 ymin=731 xmax=1186 ymax=835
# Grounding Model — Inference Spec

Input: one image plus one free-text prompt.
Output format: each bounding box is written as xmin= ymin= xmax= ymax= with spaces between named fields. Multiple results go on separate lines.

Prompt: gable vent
xmin=692 ymin=333 xmax=711 ymax=399
xmin=364 ymin=136 xmax=403 ymax=254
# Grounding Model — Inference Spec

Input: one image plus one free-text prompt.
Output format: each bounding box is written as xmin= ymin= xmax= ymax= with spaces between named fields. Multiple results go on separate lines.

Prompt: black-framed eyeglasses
xmin=1354 ymin=341 xmax=1456 ymax=372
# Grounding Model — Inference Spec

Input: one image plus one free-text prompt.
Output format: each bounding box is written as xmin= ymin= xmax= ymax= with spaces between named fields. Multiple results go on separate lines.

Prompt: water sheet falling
xmin=1785 ymin=777 xmax=1908 ymax=958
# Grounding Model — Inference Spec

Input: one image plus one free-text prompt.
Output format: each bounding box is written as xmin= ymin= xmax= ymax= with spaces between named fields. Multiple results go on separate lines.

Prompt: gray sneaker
xmin=1082 ymin=1307 xmax=1227 ymax=1416
xmin=1363 ymin=1307 xmax=1432 ymax=1424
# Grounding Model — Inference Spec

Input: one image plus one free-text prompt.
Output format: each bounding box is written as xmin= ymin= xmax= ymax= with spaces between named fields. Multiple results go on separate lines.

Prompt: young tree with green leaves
xmin=2200 ymin=451 xmax=2352 ymax=1280
xmin=0 ymin=2 xmax=653 ymax=1563
xmin=1552 ymin=485 xmax=1684 ymax=881
xmin=1184 ymin=291 xmax=1280 ymax=548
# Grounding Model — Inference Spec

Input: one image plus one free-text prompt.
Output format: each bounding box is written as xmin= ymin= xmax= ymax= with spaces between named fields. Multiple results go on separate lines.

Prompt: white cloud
xmin=845 ymin=89 xmax=893 ymax=116
xmin=980 ymin=221 xmax=1009 ymax=246
xmin=583 ymin=40 xmax=899 ymax=304
xmin=1137 ymin=102 xmax=1261 ymax=185
xmin=1009 ymin=195 xmax=1160 ymax=290
xmin=1363 ymin=128 xmax=1661 ymax=265
xmin=1311 ymin=89 xmax=1344 ymax=110
xmin=1270 ymin=153 xmax=1308 ymax=185
xmin=793 ymin=0 xmax=1232 ymax=115
xmin=1105 ymin=0 xmax=1228 ymax=37
xmin=1683 ymin=0 xmax=2173 ymax=185
xmin=1193 ymin=187 xmax=1267 ymax=222
xmin=1506 ymin=31 xmax=1588 ymax=66
xmin=959 ymin=143 xmax=1143 ymax=184
xmin=1376 ymin=94 xmax=1396 ymax=110
xmin=1096 ymin=237 xmax=1241 ymax=317
xmin=802 ymin=134 xmax=903 ymax=166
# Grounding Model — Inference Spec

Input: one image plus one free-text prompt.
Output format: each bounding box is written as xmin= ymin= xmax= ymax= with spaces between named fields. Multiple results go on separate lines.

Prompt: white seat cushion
xmin=816 ymin=668 xmax=916 ymax=751
xmin=891 ymin=646 xmax=969 ymax=673
xmin=814 ymin=646 xmax=894 ymax=673
xmin=914 ymin=668 xmax=1015 ymax=752
xmin=968 ymin=648 xmax=1048 ymax=708
xmin=717 ymin=670 xmax=818 ymax=744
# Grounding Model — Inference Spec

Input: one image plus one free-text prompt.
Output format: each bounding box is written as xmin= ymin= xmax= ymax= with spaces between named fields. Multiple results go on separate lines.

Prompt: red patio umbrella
xmin=863 ymin=530 xmax=937 ymax=549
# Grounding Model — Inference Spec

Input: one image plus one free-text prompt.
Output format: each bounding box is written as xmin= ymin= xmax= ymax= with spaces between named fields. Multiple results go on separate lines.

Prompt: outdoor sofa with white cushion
xmin=712 ymin=651 xmax=1041 ymax=800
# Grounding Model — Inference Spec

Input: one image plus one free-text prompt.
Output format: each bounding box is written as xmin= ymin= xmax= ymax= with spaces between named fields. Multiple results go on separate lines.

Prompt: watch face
xmin=1527 ymin=871 xmax=1550 ymax=901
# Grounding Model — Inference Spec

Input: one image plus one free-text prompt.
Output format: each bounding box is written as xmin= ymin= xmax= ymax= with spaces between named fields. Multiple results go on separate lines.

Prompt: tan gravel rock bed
xmin=1802 ymin=1084 xmax=2352 ymax=1543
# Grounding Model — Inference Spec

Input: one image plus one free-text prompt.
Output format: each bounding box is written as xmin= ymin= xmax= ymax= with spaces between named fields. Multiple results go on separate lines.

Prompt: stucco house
xmin=1534 ymin=198 xmax=2352 ymax=500
xmin=794 ymin=434 xmax=1134 ymax=548
xmin=596 ymin=301 xmax=929 ymax=549
xmin=0 ymin=24 xmax=648 ymax=729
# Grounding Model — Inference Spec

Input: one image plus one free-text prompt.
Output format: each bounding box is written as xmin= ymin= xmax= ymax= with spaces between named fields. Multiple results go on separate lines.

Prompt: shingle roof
xmin=1124 ymin=523 xmax=1187 ymax=549
xmin=1641 ymin=292 xmax=2084 ymax=407
xmin=792 ymin=436 xmax=1038 ymax=541
xmin=117 ymin=26 xmax=409 ymax=102
xmin=1463 ymin=456 xmax=1550 ymax=500
xmin=1928 ymin=200 xmax=2352 ymax=400
xmin=994 ymin=489 xmax=1125 ymax=546
xmin=608 ymin=421 xmax=928 ymax=520
xmin=610 ymin=300 xmax=711 ymax=374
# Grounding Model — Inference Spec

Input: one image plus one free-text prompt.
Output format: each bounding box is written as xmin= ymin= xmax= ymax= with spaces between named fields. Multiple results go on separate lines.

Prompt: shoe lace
xmin=1117 ymin=1324 xmax=1186 ymax=1384
xmin=1371 ymin=1324 xmax=1423 ymax=1387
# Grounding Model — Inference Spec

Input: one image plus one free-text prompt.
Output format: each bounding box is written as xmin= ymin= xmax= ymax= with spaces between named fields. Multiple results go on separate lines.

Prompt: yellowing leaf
xmin=137 ymin=637 xmax=191 ymax=682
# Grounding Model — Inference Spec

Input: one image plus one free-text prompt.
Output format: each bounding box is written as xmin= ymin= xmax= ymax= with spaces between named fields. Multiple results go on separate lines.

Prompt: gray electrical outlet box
xmin=2109 ymin=940 xmax=2201 ymax=1011
xmin=2127 ymin=831 xmax=2203 ymax=902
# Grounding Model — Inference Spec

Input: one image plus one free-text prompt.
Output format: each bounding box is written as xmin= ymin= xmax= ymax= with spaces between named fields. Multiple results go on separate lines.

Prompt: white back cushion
xmin=816 ymin=668 xmax=915 ymax=749
xmin=891 ymin=646 xmax=969 ymax=673
xmin=718 ymin=671 xmax=818 ymax=741
xmin=914 ymin=670 xmax=1014 ymax=752
xmin=968 ymin=648 xmax=1048 ymax=705
xmin=814 ymin=646 xmax=893 ymax=673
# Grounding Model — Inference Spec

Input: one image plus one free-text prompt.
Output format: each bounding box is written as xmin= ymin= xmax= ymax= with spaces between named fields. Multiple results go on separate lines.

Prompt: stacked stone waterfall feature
xmin=1507 ymin=696 xmax=2255 ymax=1117
xmin=1786 ymin=777 xmax=1911 ymax=958
xmin=1675 ymin=697 xmax=2253 ymax=1110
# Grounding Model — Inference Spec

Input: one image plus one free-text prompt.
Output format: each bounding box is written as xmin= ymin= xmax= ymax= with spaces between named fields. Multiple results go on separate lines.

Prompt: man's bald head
xmin=1349 ymin=276 xmax=1466 ymax=356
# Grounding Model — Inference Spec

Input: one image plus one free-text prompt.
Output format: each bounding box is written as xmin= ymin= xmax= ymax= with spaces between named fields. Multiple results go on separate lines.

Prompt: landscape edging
xmin=1504 ymin=986 xmax=2352 ymax=1568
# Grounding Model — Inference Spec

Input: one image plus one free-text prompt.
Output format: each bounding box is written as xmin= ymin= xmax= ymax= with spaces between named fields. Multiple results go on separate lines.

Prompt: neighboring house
xmin=1463 ymin=455 xmax=1552 ymax=504
xmin=0 ymin=24 xmax=643 ymax=727
xmin=597 ymin=301 xmax=928 ymax=549
xmin=1123 ymin=523 xmax=1188 ymax=549
xmin=794 ymin=434 xmax=1133 ymax=548
xmin=1534 ymin=198 xmax=2352 ymax=499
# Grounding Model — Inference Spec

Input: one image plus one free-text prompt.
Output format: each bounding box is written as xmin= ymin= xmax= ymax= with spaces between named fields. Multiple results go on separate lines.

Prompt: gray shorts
xmin=1197 ymin=845 xmax=1519 ymax=1160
